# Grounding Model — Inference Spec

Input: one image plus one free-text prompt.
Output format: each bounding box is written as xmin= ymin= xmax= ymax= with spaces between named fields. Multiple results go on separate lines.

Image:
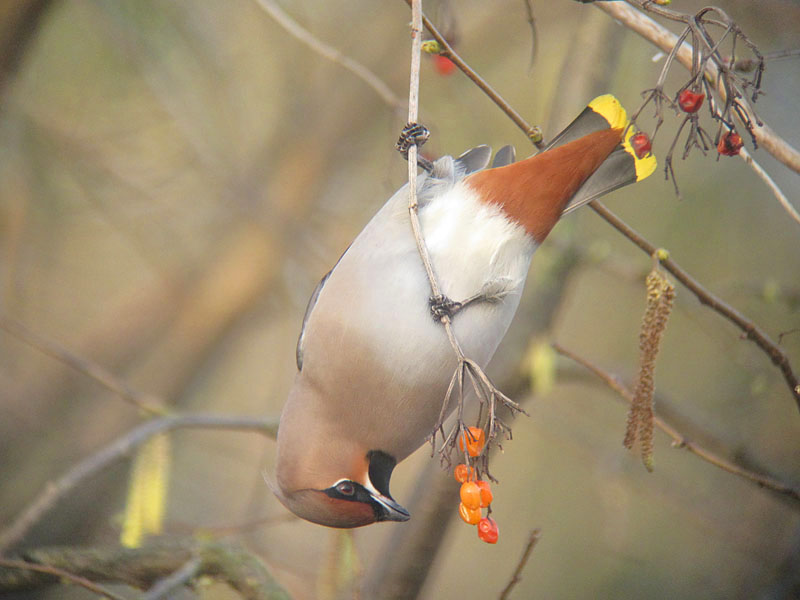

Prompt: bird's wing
xmin=296 ymin=243 xmax=351 ymax=370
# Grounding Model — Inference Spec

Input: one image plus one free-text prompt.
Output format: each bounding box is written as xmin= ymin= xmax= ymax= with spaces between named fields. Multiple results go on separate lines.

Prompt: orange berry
xmin=454 ymin=464 xmax=475 ymax=483
xmin=477 ymin=517 xmax=499 ymax=544
xmin=460 ymin=481 xmax=481 ymax=510
xmin=458 ymin=502 xmax=481 ymax=525
xmin=458 ymin=426 xmax=486 ymax=457
xmin=476 ymin=480 xmax=493 ymax=507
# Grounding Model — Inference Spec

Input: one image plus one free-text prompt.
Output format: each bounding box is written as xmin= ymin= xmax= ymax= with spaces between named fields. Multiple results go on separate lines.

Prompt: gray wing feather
xmin=295 ymin=270 xmax=331 ymax=371
xmin=491 ymin=145 xmax=516 ymax=167
xmin=455 ymin=145 xmax=492 ymax=174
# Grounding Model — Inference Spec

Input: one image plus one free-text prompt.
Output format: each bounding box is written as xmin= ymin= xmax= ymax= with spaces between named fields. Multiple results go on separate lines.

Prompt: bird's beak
xmin=371 ymin=493 xmax=410 ymax=522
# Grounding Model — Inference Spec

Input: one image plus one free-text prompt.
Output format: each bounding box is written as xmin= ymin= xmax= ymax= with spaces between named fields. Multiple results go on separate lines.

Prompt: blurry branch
xmin=522 ymin=0 xmax=537 ymax=71
xmin=0 ymin=538 xmax=291 ymax=599
xmin=0 ymin=0 xmax=55 ymax=102
xmin=0 ymin=558 xmax=130 ymax=600
xmin=553 ymin=343 xmax=800 ymax=504
xmin=595 ymin=1 xmax=800 ymax=176
xmin=142 ymin=556 xmax=202 ymax=600
xmin=407 ymin=0 xmax=544 ymax=148
xmin=739 ymin=147 xmax=800 ymax=227
xmin=255 ymin=0 xmax=404 ymax=112
xmin=588 ymin=201 xmax=800 ymax=414
xmin=0 ymin=314 xmax=166 ymax=416
xmin=498 ymin=528 xmax=542 ymax=600
xmin=0 ymin=414 xmax=279 ymax=554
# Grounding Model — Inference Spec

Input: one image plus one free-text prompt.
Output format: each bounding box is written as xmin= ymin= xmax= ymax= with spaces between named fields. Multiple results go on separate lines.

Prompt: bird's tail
xmin=547 ymin=94 xmax=657 ymax=215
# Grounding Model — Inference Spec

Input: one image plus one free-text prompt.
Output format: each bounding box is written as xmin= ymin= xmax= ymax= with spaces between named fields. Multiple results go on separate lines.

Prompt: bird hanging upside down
xmin=273 ymin=95 xmax=656 ymax=528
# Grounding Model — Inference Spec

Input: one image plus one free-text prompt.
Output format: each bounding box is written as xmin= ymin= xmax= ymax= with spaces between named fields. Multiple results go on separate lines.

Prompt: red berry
xmin=432 ymin=55 xmax=456 ymax=76
xmin=458 ymin=502 xmax=481 ymax=525
xmin=478 ymin=517 xmax=499 ymax=544
xmin=629 ymin=132 xmax=652 ymax=159
xmin=678 ymin=89 xmax=705 ymax=113
xmin=460 ymin=481 xmax=481 ymax=510
xmin=717 ymin=131 xmax=743 ymax=156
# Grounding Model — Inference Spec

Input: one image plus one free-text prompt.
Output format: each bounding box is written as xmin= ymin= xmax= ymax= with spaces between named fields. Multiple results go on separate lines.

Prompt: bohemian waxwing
xmin=273 ymin=95 xmax=656 ymax=528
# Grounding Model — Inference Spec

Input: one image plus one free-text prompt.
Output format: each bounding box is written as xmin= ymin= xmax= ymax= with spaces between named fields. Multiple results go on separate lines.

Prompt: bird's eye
xmin=336 ymin=481 xmax=356 ymax=496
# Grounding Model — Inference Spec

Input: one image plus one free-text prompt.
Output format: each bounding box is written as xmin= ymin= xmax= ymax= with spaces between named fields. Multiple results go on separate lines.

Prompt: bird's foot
xmin=429 ymin=294 xmax=463 ymax=321
xmin=429 ymin=278 xmax=514 ymax=322
xmin=396 ymin=122 xmax=433 ymax=172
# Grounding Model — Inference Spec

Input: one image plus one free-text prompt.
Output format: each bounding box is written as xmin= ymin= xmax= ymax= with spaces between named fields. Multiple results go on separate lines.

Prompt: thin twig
xmin=0 ymin=414 xmax=279 ymax=553
xmin=0 ymin=314 xmax=166 ymax=416
xmin=587 ymin=201 xmax=800 ymax=414
xmin=522 ymin=0 xmax=537 ymax=72
xmin=0 ymin=558 xmax=131 ymax=600
xmin=407 ymin=0 xmax=543 ymax=147
xmin=143 ymin=556 xmax=202 ymax=600
xmin=498 ymin=528 xmax=542 ymax=600
xmin=406 ymin=0 xmax=442 ymax=298
xmin=256 ymin=0 xmax=404 ymax=112
xmin=552 ymin=343 xmax=800 ymax=503
xmin=595 ymin=1 xmax=800 ymax=174
xmin=738 ymin=147 xmax=800 ymax=227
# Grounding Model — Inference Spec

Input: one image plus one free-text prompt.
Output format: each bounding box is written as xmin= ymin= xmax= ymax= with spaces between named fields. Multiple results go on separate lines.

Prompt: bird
xmin=273 ymin=95 xmax=656 ymax=528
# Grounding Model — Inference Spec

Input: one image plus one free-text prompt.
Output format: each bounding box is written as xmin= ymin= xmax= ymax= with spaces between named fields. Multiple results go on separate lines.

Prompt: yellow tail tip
xmin=588 ymin=94 xmax=628 ymax=131
xmin=589 ymin=94 xmax=657 ymax=182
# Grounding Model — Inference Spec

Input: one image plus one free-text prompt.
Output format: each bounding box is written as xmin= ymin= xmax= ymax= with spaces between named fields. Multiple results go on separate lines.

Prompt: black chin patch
xmin=366 ymin=450 xmax=397 ymax=499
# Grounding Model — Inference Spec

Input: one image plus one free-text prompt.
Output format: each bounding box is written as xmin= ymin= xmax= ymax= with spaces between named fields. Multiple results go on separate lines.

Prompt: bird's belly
xmin=301 ymin=250 xmax=527 ymax=460
xmin=299 ymin=185 xmax=534 ymax=459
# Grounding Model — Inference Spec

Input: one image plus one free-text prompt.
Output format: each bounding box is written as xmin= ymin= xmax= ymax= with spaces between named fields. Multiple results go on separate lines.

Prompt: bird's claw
xmin=429 ymin=294 xmax=463 ymax=321
xmin=396 ymin=123 xmax=433 ymax=172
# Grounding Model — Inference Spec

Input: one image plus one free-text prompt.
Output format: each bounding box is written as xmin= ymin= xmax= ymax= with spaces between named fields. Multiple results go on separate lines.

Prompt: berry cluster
xmin=454 ymin=427 xmax=499 ymax=544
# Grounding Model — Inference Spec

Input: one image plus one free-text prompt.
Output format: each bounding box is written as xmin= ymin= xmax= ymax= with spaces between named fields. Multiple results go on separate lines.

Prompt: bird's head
xmin=273 ymin=441 xmax=410 ymax=528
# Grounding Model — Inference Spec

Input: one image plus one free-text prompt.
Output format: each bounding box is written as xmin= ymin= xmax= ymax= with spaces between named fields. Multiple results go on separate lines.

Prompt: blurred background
xmin=1 ymin=0 xmax=799 ymax=598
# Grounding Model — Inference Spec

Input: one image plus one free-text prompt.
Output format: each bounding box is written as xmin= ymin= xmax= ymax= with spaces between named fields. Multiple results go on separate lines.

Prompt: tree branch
xmin=498 ymin=528 xmax=542 ymax=600
xmin=407 ymin=0 xmax=543 ymax=147
xmin=0 ymin=314 xmax=166 ymax=416
xmin=255 ymin=0 xmax=404 ymax=113
xmin=553 ymin=342 xmax=800 ymax=504
xmin=0 ymin=538 xmax=291 ymax=599
xmin=0 ymin=557 xmax=131 ymax=600
xmin=596 ymin=0 xmax=800 ymax=174
xmin=0 ymin=414 xmax=279 ymax=553
xmin=587 ymin=201 xmax=800 ymax=414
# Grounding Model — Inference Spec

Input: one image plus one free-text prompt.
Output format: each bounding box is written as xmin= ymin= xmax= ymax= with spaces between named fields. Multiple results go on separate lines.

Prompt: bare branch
xmin=0 ymin=558 xmax=131 ymax=600
xmin=0 ymin=539 xmax=291 ymax=599
xmin=407 ymin=0 xmax=544 ymax=147
xmin=498 ymin=528 xmax=542 ymax=600
xmin=595 ymin=1 xmax=800 ymax=174
xmin=0 ymin=314 xmax=166 ymax=416
xmin=0 ymin=414 xmax=279 ymax=553
xmin=553 ymin=343 xmax=800 ymax=503
xmin=588 ymin=201 xmax=800 ymax=414
xmin=738 ymin=147 xmax=800 ymax=227
xmin=255 ymin=0 xmax=404 ymax=112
